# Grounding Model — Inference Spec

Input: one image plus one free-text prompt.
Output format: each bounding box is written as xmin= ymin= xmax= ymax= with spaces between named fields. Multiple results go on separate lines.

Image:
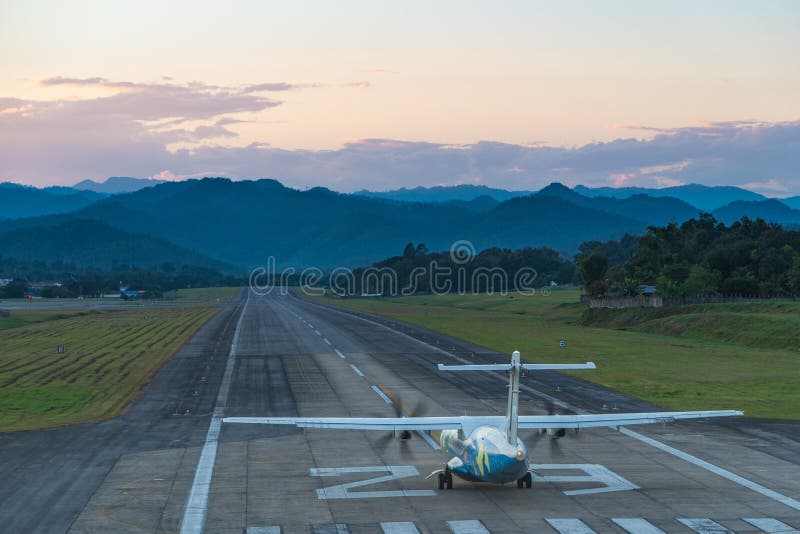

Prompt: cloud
xmin=1 ymin=78 xmax=799 ymax=193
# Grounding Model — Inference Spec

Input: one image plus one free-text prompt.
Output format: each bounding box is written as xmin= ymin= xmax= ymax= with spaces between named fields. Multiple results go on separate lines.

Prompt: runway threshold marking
xmin=446 ymin=520 xmax=490 ymax=533
xmin=381 ymin=522 xmax=420 ymax=534
xmin=178 ymin=292 xmax=250 ymax=534
xmin=545 ymin=518 xmax=597 ymax=534
xmin=612 ymin=518 xmax=666 ymax=534
xmin=304 ymin=299 xmax=800 ymax=513
xmin=742 ymin=518 xmax=799 ymax=533
xmin=677 ymin=518 xmax=734 ymax=533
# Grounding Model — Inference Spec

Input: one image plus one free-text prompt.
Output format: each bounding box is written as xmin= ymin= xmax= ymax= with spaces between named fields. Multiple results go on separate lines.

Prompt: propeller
xmin=371 ymin=391 xmax=429 ymax=459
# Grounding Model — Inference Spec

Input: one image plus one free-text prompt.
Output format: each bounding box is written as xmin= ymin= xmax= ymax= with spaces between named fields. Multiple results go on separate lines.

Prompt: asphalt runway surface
xmin=2 ymin=289 xmax=799 ymax=533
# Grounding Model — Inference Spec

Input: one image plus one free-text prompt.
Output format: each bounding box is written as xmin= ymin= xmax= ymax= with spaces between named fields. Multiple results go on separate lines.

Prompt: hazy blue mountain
xmin=354 ymin=184 xmax=533 ymax=203
xmin=712 ymin=199 xmax=800 ymax=225
xmin=574 ymin=183 xmax=766 ymax=211
xmin=0 ymin=219 xmax=233 ymax=270
xmin=536 ymin=183 xmax=701 ymax=225
xmin=0 ymin=182 xmax=105 ymax=219
xmin=780 ymin=196 xmax=800 ymax=210
xmin=443 ymin=195 xmax=500 ymax=212
xmin=72 ymin=176 xmax=167 ymax=194
xmin=1 ymin=179 xmax=643 ymax=267
xmin=5 ymin=178 xmax=795 ymax=269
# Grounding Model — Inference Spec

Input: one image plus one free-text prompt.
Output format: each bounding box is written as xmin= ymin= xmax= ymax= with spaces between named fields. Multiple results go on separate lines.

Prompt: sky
xmin=1 ymin=0 xmax=798 ymax=194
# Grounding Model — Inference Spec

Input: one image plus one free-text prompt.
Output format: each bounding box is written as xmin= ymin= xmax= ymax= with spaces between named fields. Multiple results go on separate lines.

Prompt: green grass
xmin=308 ymin=289 xmax=800 ymax=420
xmin=0 ymin=306 xmax=218 ymax=431
xmin=165 ymin=286 xmax=241 ymax=302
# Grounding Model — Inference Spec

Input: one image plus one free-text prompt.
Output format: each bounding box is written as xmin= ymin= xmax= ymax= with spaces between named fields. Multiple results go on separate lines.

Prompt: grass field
xmin=0 ymin=305 xmax=219 ymax=432
xmin=309 ymin=289 xmax=800 ymax=420
xmin=165 ymin=286 xmax=241 ymax=301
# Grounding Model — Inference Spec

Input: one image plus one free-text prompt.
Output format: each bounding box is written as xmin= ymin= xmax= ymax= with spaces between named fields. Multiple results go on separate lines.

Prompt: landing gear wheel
xmin=445 ymin=472 xmax=453 ymax=489
xmin=517 ymin=472 xmax=532 ymax=489
xmin=437 ymin=473 xmax=445 ymax=490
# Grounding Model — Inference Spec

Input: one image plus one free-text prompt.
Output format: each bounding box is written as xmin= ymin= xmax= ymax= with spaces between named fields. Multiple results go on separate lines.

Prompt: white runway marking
xmin=742 ymin=518 xmax=799 ymax=533
xmin=381 ymin=522 xmax=420 ymax=534
xmin=310 ymin=465 xmax=436 ymax=499
xmin=531 ymin=464 xmax=638 ymax=495
xmin=545 ymin=518 xmax=597 ymax=533
xmin=371 ymin=385 xmax=393 ymax=403
xmin=324 ymin=337 xmax=332 ymax=345
xmin=335 ymin=349 xmax=346 ymax=359
xmin=620 ymin=427 xmax=800 ymax=512
xmin=612 ymin=518 xmax=666 ymax=533
xmin=447 ymin=519 xmax=491 ymax=533
xmin=314 ymin=329 xmax=321 ymax=336
xmin=247 ymin=527 xmax=281 ymax=534
xmin=179 ymin=292 xmax=250 ymax=534
xmin=312 ymin=524 xmax=350 ymax=534
xmin=677 ymin=518 xmax=734 ymax=533
xmin=349 ymin=364 xmax=365 ymax=377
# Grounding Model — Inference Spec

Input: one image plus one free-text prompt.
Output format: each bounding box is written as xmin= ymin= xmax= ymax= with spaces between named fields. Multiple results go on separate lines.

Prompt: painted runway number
xmin=310 ymin=466 xmax=437 ymax=499
xmin=310 ymin=464 xmax=635 ymax=499
xmin=531 ymin=463 xmax=638 ymax=495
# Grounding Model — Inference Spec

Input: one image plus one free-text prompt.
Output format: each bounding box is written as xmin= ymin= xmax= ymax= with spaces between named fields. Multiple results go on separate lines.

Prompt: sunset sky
xmin=1 ymin=0 xmax=798 ymax=193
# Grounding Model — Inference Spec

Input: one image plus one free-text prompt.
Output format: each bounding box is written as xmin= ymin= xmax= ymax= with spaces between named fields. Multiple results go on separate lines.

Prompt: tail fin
xmin=437 ymin=351 xmax=595 ymax=445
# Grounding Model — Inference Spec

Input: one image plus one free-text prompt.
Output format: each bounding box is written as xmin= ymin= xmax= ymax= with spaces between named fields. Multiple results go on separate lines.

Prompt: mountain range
xmin=2 ymin=177 xmax=800 ymax=270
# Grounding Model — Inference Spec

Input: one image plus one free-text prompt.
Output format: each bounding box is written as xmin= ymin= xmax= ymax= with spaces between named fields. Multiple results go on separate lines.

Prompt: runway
xmin=3 ymin=290 xmax=800 ymax=533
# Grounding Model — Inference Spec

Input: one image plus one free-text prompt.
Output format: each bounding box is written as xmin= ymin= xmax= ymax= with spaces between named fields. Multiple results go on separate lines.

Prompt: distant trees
xmin=582 ymin=214 xmax=800 ymax=297
xmin=345 ymin=243 xmax=577 ymax=295
xmin=0 ymin=256 xmax=244 ymax=298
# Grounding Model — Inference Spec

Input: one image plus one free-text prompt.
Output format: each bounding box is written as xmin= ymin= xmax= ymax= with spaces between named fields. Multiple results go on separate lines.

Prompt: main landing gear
xmin=437 ymin=468 xmax=454 ymax=490
xmin=516 ymin=472 xmax=532 ymax=489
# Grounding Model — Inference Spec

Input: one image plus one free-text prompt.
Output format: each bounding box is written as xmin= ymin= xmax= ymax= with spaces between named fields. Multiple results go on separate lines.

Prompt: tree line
xmin=578 ymin=215 xmax=800 ymax=297
xmin=0 ymin=258 xmax=244 ymax=299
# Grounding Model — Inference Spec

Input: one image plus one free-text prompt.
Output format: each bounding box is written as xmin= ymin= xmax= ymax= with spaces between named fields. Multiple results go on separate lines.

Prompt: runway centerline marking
xmin=324 ymin=337 xmax=332 ymax=345
xmin=296 ymin=296 xmax=800 ymax=513
xmin=179 ymin=291 xmax=250 ymax=534
xmin=349 ymin=364 xmax=365 ymax=377
xmin=335 ymin=349 xmax=346 ymax=359
xmin=371 ymin=385 xmax=393 ymax=404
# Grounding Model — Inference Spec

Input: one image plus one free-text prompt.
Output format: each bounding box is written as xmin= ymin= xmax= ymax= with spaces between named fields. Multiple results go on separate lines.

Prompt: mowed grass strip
xmin=309 ymin=289 xmax=799 ymax=420
xmin=0 ymin=307 xmax=218 ymax=431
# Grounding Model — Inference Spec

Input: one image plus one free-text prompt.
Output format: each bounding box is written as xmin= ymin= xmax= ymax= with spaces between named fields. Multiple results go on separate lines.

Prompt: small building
xmin=0 ymin=278 xmax=12 ymax=287
xmin=639 ymin=284 xmax=657 ymax=295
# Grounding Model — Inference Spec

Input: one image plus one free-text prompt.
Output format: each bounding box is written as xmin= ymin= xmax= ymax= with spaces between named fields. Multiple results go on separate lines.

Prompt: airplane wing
xmin=517 ymin=410 xmax=742 ymax=429
xmin=224 ymin=410 xmax=741 ymax=432
xmin=222 ymin=416 xmax=473 ymax=431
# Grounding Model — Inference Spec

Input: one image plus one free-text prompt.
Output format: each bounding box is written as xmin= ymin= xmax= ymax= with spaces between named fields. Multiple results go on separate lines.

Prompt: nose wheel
xmin=437 ymin=468 xmax=453 ymax=490
xmin=516 ymin=472 xmax=532 ymax=489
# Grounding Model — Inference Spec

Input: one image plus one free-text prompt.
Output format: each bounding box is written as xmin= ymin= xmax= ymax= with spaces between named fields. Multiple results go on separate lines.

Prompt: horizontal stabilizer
xmin=437 ymin=362 xmax=595 ymax=371
xmin=437 ymin=364 xmax=511 ymax=371
xmin=522 ymin=362 xmax=596 ymax=370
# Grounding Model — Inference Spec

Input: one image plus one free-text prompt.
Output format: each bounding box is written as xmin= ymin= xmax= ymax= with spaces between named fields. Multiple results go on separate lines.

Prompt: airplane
xmin=224 ymin=350 xmax=742 ymax=489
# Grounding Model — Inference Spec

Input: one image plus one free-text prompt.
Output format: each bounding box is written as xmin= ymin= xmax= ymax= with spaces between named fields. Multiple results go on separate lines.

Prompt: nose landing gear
xmin=437 ymin=468 xmax=453 ymax=489
xmin=516 ymin=472 xmax=532 ymax=488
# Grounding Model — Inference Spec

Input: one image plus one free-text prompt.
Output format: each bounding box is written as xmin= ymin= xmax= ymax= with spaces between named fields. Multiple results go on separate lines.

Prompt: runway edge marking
xmin=292 ymin=293 xmax=800 ymax=512
xmin=179 ymin=290 xmax=250 ymax=534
